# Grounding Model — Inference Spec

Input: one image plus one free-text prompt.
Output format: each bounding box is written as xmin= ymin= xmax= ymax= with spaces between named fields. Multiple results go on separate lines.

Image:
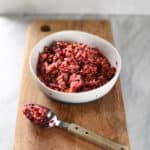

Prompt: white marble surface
xmin=0 ymin=0 xmax=150 ymax=14
xmin=0 ymin=15 xmax=149 ymax=150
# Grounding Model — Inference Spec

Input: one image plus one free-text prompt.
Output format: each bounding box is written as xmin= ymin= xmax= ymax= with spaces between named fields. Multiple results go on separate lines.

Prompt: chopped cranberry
xmin=22 ymin=104 xmax=49 ymax=128
xmin=37 ymin=41 xmax=116 ymax=92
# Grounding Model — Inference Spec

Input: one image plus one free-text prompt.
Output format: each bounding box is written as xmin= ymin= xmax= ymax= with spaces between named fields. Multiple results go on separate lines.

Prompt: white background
xmin=0 ymin=0 xmax=150 ymax=15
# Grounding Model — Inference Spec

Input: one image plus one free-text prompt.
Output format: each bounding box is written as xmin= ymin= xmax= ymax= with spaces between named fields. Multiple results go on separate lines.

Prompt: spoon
xmin=22 ymin=104 xmax=128 ymax=150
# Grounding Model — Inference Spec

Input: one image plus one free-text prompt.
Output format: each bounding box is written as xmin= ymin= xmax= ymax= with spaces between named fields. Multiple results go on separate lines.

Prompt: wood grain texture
xmin=13 ymin=20 xmax=130 ymax=150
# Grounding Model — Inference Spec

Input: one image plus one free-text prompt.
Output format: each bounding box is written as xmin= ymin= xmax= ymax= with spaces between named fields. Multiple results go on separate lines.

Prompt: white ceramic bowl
xmin=29 ymin=30 xmax=121 ymax=103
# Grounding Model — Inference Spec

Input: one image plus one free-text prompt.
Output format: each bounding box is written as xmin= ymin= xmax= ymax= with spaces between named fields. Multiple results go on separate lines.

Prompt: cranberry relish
xmin=22 ymin=104 xmax=49 ymax=128
xmin=37 ymin=41 xmax=116 ymax=92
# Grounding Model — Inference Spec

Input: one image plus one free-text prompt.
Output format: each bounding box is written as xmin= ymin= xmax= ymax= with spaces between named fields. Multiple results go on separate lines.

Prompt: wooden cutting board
xmin=14 ymin=20 xmax=130 ymax=150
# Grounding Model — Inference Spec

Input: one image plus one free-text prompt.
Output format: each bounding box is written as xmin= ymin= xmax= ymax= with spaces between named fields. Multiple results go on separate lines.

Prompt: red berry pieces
xmin=37 ymin=41 xmax=116 ymax=92
xmin=22 ymin=104 xmax=49 ymax=128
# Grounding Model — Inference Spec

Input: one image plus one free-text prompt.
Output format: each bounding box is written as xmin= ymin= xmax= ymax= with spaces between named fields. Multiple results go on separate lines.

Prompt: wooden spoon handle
xmin=67 ymin=123 xmax=128 ymax=150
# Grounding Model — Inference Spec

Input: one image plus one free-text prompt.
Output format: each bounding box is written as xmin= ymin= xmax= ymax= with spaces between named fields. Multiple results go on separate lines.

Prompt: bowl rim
xmin=29 ymin=30 xmax=122 ymax=96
